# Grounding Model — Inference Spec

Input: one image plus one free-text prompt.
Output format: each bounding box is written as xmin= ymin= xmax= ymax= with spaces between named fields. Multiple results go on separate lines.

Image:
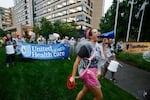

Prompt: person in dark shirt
xmin=70 ymin=29 xmax=103 ymax=100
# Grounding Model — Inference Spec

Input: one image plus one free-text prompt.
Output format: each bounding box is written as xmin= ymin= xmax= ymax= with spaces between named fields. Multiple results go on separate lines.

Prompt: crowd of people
xmin=1 ymin=33 xmax=78 ymax=67
xmin=1 ymin=29 xmax=121 ymax=100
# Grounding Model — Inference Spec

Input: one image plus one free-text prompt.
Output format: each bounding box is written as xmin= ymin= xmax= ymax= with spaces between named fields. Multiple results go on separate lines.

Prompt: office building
xmin=13 ymin=0 xmax=34 ymax=26
xmin=7 ymin=0 xmax=104 ymax=35
xmin=0 ymin=7 xmax=13 ymax=29
xmin=34 ymin=0 xmax=104 ymax=30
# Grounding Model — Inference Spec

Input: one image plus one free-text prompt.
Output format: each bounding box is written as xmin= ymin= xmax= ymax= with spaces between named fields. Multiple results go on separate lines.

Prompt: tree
xmin=53 ymin=20 xmax=79 ymax=38
xmin=67 ymin=21 xmax=79 ymax=38
xmin=33 ymin=23 xmax=41 ymax=35
xmin=100 ymin=0 xmax=150 ymax=42
xmin=33 ymin=18 xmax=79 ymax=39
xmin=53 ymin=20 xmax=62 ymax=35
xmin=0 ymin=28 xmax=8 ymax=37
xmin=40 ymin=17 xmax=53 ymax=39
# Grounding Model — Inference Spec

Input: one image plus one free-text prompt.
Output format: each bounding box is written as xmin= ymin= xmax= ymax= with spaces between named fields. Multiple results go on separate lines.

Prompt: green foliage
xmin=33 ymin=19 xmax=79 ymax=39
xmin=0 ymin=28 xmax=8 ymax=37
xmin=117 ymin=52 xmax=150 ymax=71
xmin=52 ymin=20 xmax=79 ymax=38
xmin=40 ymin=17 xmax=53 ymax=39
xmin=100 ymin=0 xmax=150 ymax=42
xmin=33 ymin=23 xmax=41 ymax=36
xmin=0 ymin=47 xmax=137 ymax=100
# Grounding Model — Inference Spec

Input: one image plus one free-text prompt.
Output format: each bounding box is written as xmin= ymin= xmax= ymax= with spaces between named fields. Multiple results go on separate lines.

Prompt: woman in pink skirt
xmin=70 ymin=29 xmax=103 ymax=100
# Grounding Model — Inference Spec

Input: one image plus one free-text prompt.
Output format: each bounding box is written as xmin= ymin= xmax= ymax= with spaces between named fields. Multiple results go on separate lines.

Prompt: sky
xmin=0 ymin=0 xmax=14 ymax=8
xmin=0 ymin=0 xmax=113 ymax=13
xmin=104 ymin=0 xmax=113 ymax=13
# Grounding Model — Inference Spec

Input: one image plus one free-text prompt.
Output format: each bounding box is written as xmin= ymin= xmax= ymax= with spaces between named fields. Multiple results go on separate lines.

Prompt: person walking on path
xmin=102 ymin=38 xmax=117 ymax=83
xmin=70 ymin=29 xmax=103 ymax=100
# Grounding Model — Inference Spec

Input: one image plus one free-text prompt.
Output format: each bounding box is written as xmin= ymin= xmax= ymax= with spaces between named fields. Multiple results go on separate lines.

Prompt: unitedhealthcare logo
xmin=21 ymin=45 xmax=31 ymax=57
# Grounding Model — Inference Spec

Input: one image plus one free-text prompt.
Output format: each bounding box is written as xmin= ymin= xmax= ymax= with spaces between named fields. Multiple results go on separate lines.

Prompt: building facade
xmin=11 ymin=0 xmax=104 ymax=35
xmin=0 ymin=7 xmax=13 ymax=29
xmin=13 ymin=0 xmax=34 ymax=26
xmin=34 ymin=0 xmax=104 ymax=30
xmin=92 ymin=0 xmax=104 ymax=29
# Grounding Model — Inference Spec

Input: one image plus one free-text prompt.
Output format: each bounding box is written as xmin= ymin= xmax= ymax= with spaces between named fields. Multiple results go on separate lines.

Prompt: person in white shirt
xmin=97 ymin=37 xmax=107 ymax=78
xmin=69 ymin=37 xmax=76 ymax=55
xmin=29 ymin=31 xmax=35 ymax=43
xmin=102 ymin=38 xmax=117 ymax=83
xmin=3 ymin=34 xmax=17 ymax=67
xmin=37 ymin=34 xmax=46 ymax=44
xmin=61 ymin=36 xmax=71 ymax=60
xmin=116 ymin=40 xmax=123 ymax=52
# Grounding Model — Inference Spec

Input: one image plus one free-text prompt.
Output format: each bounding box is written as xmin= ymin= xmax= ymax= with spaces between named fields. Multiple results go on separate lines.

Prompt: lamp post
xmin=137 ymin=6 xmax=145 ymax=42
xmin=114 ymin=0 xmax=123 ymax=37
xmin=126 ymin=0 xmax=134 ymax=42
xmin=114 ymin=0 xmax=120 ymax=38
xmin=137 ymin=0 xmax=148 ymax=42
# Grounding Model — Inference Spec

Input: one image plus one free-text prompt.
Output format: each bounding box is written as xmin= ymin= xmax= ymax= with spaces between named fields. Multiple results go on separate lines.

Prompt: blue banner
xmin=20 ymin=43 xmax=70 ymax=60
xmin=100 ymin=30 xmax=114 ymax=38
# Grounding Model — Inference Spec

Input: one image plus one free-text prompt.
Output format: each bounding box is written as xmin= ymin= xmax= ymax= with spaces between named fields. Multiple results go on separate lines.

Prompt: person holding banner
xmin=102 ymin=38 xmax=117 ymax=83
xmin=70 ymin=29 xmax=103 ymax=100
xmin=3 ymin=34 xmax=17 ymax=67
xmin=37 ymin=34 xmax=46 ymax=44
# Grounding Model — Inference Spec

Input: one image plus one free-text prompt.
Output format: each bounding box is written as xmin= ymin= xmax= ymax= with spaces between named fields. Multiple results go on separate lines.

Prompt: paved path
xmin=105 ymin=61 xmax=150 ymax=100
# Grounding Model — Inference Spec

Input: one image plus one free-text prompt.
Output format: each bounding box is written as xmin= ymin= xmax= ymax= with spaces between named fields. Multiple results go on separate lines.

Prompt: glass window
xmin=69 ymin=6 xmax=82 ymax=14
xmin=46 ymin=15 xmax=52 ymax=19
xmin=76 ymin=14 xmax=85 ymax=21
xmin=48 ymin=8 xmax=52 ymax=12
xmin=91 ymin=2 xmax=93 ymax=8
xmin=90 ymin=10 xmax=92 ymax=16
xmin=67 ymin=16 xmax=76 ymax=22
xmin=82 ymin=25 xmax=86 ymax=30
xmin=76 ymin=25 xmax=81 ymax=29
xmin=61 ymin=18 xmax=67 ymax=22
xmin=62 ymin=1 xmax=67 ymax=6
xmin=25 ymin=16 xmax=28 ymax=19
xmin=67 ymin=0 xmax=76 ymax=5
xmin=76 ymin=6 xmax=82 ymax=11
xmin=47 ymin=1 xmax=51 ymax=5
xmin=52 ymin=6 xmax=56 ymax=11
xmin=55 ymin=10 xmax=66 ymax=17
xmin=62 ymin=10 xmax=67 ymax=15
xmin=70 ymin=8 xmax=76 ymax=13
xmin=52 ymin=14 xmax=55 ymax=18
xmin=82 ymin=5 xmax=86 ymax=12
xmin=56 ymin=4 xmax=63 ymax=9
xmin=88 ymin=0 xmax=91 ymax=6
xmin=35 ymin=0 xmax=43 ymax=4
xmin=86 ymin=17 xmax=91 ymax=24
xmin=26 ymin=21 xmax=28 ymax=24
xmin=42 ymin=9 xmax=47 ymax=14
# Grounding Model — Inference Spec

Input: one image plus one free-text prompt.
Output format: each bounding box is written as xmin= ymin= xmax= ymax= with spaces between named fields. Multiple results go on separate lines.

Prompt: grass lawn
xmin=117 ymin=52 xmax=150 ymax=71
xmin=0 ymin=47 xmax=137 ymax=100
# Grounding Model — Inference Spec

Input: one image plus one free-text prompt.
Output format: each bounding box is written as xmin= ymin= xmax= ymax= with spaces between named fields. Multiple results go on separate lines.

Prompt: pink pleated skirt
xmin=80 ymin=68 xmax=100 ymax=87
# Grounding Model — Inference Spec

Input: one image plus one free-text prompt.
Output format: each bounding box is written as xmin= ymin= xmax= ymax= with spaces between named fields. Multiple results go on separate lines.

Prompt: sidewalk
xmin=105 ymin=61 xmax=150 ymax=100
